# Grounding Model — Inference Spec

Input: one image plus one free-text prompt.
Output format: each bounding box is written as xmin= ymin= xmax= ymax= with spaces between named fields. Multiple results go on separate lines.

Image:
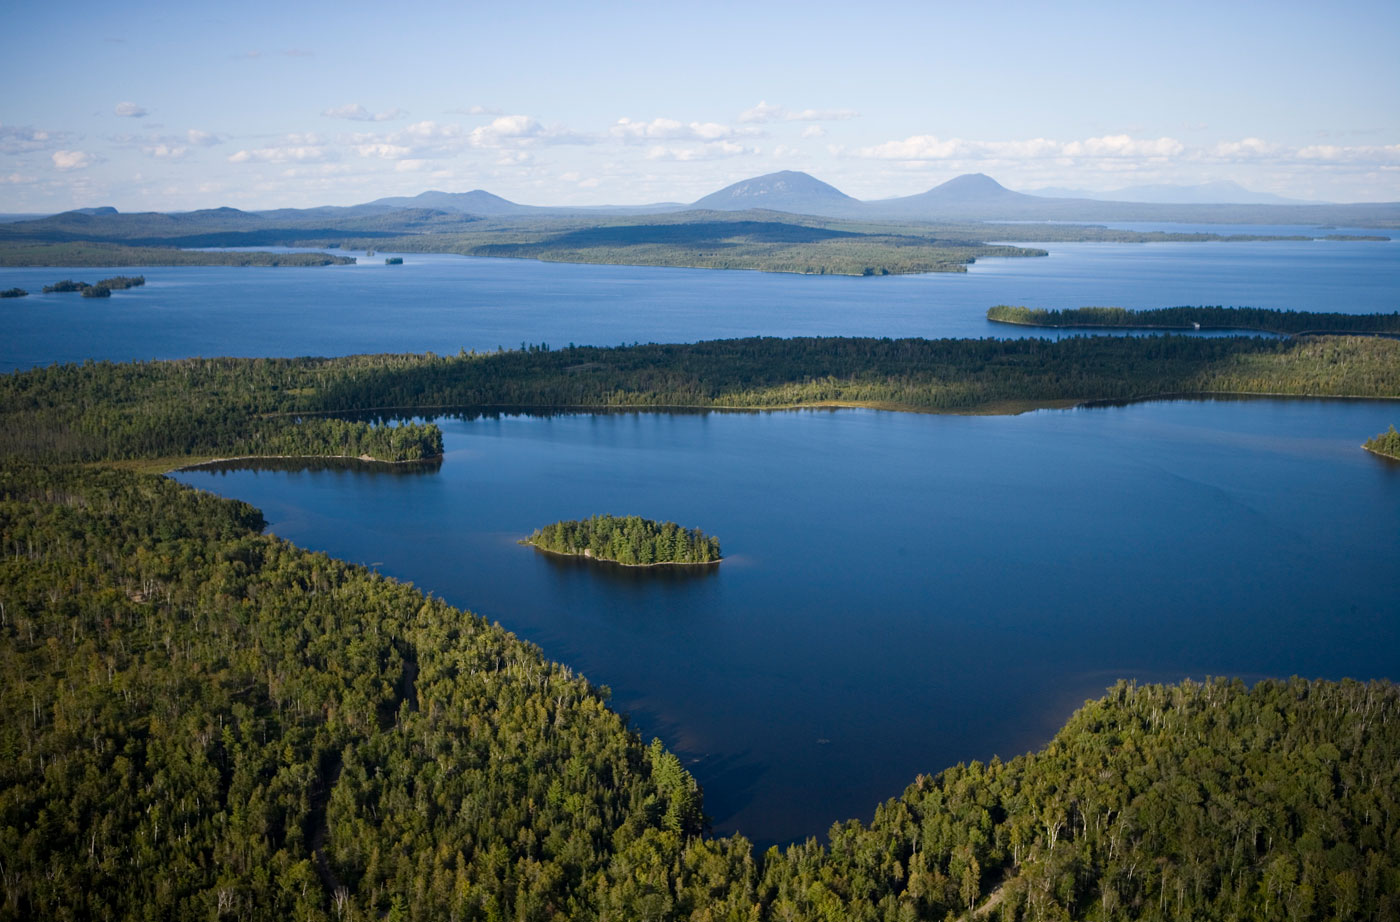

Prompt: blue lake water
xmin=173 ymin=399 xmax=1400 ymax=848
xmin=3 ymin=233 xmax=1397 ymax=372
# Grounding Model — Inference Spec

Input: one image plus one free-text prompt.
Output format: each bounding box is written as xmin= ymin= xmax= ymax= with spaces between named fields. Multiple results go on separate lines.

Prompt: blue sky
xmin=2 ymin=0 xmax=1397 ymax=211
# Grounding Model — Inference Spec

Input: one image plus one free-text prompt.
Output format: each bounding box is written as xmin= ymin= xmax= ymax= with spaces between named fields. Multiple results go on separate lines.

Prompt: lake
xmin=3 ymin=233 xmax=1397 ymax=372
xmin=173 ymin=398 xmax=1400 ymax=849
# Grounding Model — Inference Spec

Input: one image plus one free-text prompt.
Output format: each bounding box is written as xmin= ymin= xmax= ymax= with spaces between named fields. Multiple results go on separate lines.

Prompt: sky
xmin=2 ymin=0 xmax=1398 ymax=212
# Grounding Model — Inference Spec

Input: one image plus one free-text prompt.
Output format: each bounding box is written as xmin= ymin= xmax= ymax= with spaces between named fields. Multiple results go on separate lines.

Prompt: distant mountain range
xmin=3 ymin=172 xmax=1397 ymax=246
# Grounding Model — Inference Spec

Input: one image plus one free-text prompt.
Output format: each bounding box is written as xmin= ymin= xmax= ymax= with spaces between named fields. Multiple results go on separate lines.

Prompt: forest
xmin=1 ymin=461 xmax=1397 ymax=920
xmin=522 ymin=515 xmax=722 ymax=566
xmin=2 ymin=330 xmax=1400 ymax=918
xmin=1364 ymin=424 xmax=1400 ymax=459
xmin=4 ymin=335 xmax=1398 ymax=472
xmin=986 ymin=304 xmax=1400 ymax=336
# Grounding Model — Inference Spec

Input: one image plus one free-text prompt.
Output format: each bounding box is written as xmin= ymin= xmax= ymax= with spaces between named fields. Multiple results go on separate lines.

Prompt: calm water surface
xmin=173 ymin=399 xmax=1400 ymax=848
xmin=3 ymin=232 xmax=1397 ymax=372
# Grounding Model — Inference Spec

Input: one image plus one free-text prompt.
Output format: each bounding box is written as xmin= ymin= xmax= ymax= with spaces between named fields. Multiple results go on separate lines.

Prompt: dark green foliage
xmin=523 ymin=515 xmax=721 ymax=565
xmin=1364 ymin=424 xmax=1400 ymax=459
xmin=41 ymin=279 xmax=89 ymax=293
xmin=0 ymin=288 xmax=27 ymax=299
xmin=0 ymin=463 xmax=716 ymax=920
xmin=988 ymin=303 xmax=1400 ymax=335
xmin=95 ymin=275 xmax=145 ymax=290
xmin=80 ymin=285 xmax=111 ymax=298
xmin=1 ymin=462 xmax=1397 ymax=920
xmin=5 ymin=336 xmax=1398 ymax=467
xmin=384 ymin=257 xmax=403 ymax=265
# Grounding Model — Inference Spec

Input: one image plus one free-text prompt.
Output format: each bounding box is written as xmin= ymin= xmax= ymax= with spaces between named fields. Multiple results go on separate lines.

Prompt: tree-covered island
xmin=521 ymin=514 xmax=721 ymax=565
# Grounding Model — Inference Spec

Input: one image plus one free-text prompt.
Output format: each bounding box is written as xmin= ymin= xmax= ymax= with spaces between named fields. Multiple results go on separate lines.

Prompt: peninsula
xmin=1364 ymin=425 xmax=1400 ymax=460
xmin=987 ymin=304 xmax=1400 ymax=336
xmin=521 ymin=514 xmax=721 ymax=565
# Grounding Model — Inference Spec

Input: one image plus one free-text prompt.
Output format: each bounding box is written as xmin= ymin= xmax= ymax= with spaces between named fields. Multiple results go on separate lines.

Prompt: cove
xmin=172 ymin=397 xmax=1400 ymax=849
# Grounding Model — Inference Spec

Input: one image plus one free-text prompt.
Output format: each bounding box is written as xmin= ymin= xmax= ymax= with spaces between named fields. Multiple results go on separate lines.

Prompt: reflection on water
xmin=532 ymin=546 xmax=721 ymax=586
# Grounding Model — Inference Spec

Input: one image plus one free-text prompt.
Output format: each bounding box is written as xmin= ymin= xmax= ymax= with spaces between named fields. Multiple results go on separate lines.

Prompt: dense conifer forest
xmin=4 ymin=334 xmax=1399 ymax=471
xmin=3 ymin=329 xmax=1400 ymax=919
xmin=523 ymin=515 xmax=721 ymax=566
xmin=987 ymin=304 xmax=1400 ymax=336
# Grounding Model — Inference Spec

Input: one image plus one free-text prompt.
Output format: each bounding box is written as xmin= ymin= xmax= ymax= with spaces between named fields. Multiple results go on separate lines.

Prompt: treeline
xmin=38 ymin=276 xmax=145 ymax=299
xmin=2 ymin=462 xmax=1397 ymax=920
xmin=1364 ymin=424 xmax=1400 ymax=459
xmin=523 ymin=515 xmax=722 ymax=565
xmin=5 ymin=337 xmax=1398 ymax=466
xmin=0 ymin=240 xmax=357 ymax=267
xmin=0 ymin=359 xmax=443 ymax=465
xmin=987 ymin=304 xmax=1400 ymax=335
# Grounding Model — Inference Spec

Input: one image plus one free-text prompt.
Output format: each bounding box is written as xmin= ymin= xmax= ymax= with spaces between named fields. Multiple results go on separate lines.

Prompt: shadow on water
xmin=179 ymin=456 xmax=444 ymax=476
xmin=530 ymin=546 xmax=721 ymax=585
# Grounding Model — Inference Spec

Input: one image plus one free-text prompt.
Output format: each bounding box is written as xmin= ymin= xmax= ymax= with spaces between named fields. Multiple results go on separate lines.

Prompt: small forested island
xmin=522 ymin=514 xmax=721 ymax=565
xmin=384 ymin=256 xmax=403 ymax=264
xmin=0 ymin=287 xmax=27 ymax=298
xmin=1365 ymin=424 xmax=1400 ymax=460
xmin=987 ymin=303 xmax=1400 ymax=336
xmin=41 ymin=279 xmax=89 ymax=293
xmin=96 ymin=274 xmax=145 ymax=290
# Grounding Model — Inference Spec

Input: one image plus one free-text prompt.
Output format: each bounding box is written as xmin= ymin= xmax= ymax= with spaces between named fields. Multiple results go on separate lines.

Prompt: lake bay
xmin=174 ymin=398 xmax=1400 ymax=848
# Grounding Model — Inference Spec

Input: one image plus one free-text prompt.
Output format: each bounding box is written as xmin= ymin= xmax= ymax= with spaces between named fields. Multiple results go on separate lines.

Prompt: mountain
xmin=1030 ymin=180 xmax=1317 ymax=206
xmin=872 ymin=173 xmax=1041 ymax=217
xmin=364 ymin=189 xmax=539 ymax=216
xmin=690 ymin=170 xmax=864 ymax=216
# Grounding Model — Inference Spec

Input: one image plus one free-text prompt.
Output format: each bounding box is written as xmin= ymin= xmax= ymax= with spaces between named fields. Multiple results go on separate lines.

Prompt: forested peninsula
xmin=987 ymin=304 xmax=1400 ymax=336
xmin=1364 ymin=424 xmax=1400 ymax=460
xmin=0 ymin=241 xmax=356 ymax=267
xmin=4 ymin=331 xmax=1400 ymax=919
xmin=522 ymin=515 xmax=721 ymax=566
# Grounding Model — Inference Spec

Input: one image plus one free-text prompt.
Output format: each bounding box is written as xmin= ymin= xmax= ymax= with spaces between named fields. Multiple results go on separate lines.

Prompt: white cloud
xmin=228 ymin=144 xmax=332 ymax=164
xmin=186 ymin=129 xmax=222 ymax=147
xmin=854 ymin=133 xmax=1180 ymax=162
xmin=578 ymin=177 xmax=601 ymax=189
xmin=114 ymin=101 xmax=148 ymax=118
xmin=323 ymin=103 xmax=407 ymax=122
xmin=740 ymin=101 xmax=859 ymax=123
xmin=395 ymin=159 xmax=429 ymax=172
xmin=144 ymin=144 xmax=187 ymax=159
xmin=470 ymin=115 xmax=587 ymax=148
xmin=2 ymin=172 xmax=36 ymax=184
xmin=611 ymin=117 xmax=755 ymax=143
xmin=644 ymin=140 xmax=754 ymax=161
xmin=739 ymin=101 xmax=784 ymax=124
xmin=52 ymin=150 xmax=93 ymax=170
xmin=801 ymin=125 xmax=825 ymax=139
xmin=354 ymin=143 xmax=414 ymax=159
